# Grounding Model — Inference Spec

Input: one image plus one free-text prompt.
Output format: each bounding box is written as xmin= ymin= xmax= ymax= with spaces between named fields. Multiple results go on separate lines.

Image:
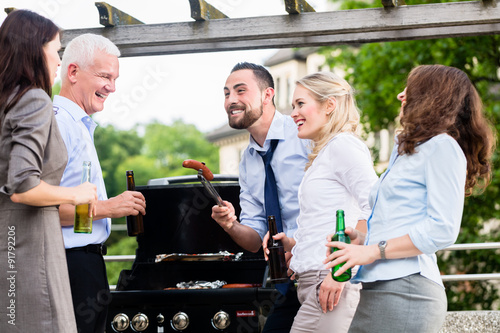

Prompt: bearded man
xmin=212 ymin=62 xmax=309 ymax=333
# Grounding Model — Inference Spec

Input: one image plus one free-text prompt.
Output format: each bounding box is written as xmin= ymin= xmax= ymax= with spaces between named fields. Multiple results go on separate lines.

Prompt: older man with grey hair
xmin=54 ymin=33 xmax=146 ymax=333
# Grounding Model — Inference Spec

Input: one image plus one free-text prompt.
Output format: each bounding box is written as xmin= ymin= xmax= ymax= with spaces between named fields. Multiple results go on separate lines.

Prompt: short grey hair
xmin=61 ymin=33 xmax=120 ymax=79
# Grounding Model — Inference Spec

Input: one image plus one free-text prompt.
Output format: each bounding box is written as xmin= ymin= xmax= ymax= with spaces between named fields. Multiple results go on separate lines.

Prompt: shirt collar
xmin=248 ymin=110 xmax=286 ymax=155
xmin=53 ymin=95 xmax=97 ymax=133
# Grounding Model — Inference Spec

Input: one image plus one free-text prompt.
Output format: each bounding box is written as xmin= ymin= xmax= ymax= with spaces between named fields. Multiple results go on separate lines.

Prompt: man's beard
xmin=228 ymin=105 xmax=263 ymax=130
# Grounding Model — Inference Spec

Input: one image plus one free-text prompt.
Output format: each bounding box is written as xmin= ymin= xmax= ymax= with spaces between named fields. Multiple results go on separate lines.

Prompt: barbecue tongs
xmin=182 ymin=159 xmax=224 ymax=207
xmin=197 ymin=169 xmax=224 ymax=207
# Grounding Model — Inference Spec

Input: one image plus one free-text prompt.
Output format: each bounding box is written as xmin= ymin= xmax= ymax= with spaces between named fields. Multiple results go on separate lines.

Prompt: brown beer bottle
xmin=74 ymin=161 xmax=93 ymax=233
xmin=331 ymin=209 xmax=351 ymax=282
xmin=267 ymin=215 xmax=288 ymax=284
xmin=126 ymin=170 xmax=144 ymax=236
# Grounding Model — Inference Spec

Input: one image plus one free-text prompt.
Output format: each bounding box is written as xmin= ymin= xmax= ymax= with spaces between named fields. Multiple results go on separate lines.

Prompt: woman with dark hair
xmin=325 ymin=64 xmax=495 ymax=332
xmin=0 ymin=10 xmax=97 ymax=332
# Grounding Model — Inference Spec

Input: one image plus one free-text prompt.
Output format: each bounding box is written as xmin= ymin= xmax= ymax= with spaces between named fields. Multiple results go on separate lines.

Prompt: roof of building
xmin=264 ymin=47 xmax=319 ymax=67
xmin=205 ymin=123 xmax=247 ymax=142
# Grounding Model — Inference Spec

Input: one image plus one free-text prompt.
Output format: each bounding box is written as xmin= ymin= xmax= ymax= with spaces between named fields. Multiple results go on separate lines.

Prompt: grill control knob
xmin=157 ymin=313 xmax=165 ymax=325
xmin=111 ymin=313 xmax=130 ymax=332
xmin=131 ymin=313 xmax=149 ymax=332
xmin=212 ymin=311 xmax=231 ymax=330
xmin=171 ymin=312 xmax=189 ymax=331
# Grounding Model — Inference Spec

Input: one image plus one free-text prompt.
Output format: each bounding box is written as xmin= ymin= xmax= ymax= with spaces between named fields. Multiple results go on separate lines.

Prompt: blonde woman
xmin=263 ymin=72 xmax=377 ymax=332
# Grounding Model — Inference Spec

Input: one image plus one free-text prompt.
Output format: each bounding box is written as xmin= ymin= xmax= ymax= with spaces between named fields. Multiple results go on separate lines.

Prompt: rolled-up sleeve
xmin=238 ymin=156 xmax=267 ymax=240
xmin=409 ymin=138 xmax=466 ymax=254
xmin=0 ymin=90 xmax=51 ymax=195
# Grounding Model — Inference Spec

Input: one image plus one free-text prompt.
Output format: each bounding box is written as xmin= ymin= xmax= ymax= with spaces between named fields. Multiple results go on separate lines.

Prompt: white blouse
xmin=290 ymin=133 xmax=378 ymax=274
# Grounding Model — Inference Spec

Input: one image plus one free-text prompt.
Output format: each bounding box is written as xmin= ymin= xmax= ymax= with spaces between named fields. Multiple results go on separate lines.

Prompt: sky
xmin=1 ymin=0 xmax=331 ymax=133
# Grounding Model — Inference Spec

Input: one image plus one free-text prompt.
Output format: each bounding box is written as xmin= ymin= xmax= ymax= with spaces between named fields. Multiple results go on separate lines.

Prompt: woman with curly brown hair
xmin=325 ymin=64 xmax=495 ymax=333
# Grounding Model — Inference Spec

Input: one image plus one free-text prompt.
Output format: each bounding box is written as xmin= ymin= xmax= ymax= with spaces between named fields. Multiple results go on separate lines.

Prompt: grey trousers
xmin=290 ymin=270 xmax=361 ymax=333
xmin=348 ymin=273 xmax=447 ymax=333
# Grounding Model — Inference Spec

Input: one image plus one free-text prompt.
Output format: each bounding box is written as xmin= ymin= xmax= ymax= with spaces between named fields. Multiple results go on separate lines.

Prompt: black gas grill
xmin=107 ymin=176 xmax=278 ymax=333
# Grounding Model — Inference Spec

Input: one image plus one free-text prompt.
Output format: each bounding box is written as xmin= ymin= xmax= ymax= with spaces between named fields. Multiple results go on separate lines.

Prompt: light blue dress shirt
xmin=53 ymin=95 xmax=111 ymax=248
xmin=353 ymin=134 xmax=467 ymax=287
xmin=239 ymin=111 xmax=310 ymax=240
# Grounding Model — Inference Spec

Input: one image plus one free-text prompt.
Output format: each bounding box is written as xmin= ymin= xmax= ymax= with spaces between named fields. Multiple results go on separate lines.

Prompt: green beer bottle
xmin=331 ymin=209 xmax=351 ymax=282
xmin=74 ymin=161 xmax=93 ymax=233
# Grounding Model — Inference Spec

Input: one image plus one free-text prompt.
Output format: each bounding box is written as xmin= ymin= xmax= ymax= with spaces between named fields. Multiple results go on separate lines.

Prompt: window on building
xmin=275 ymin=77 xmax=280 ymax=109
xmin=287 ymin=77 xmax=293 ymax=107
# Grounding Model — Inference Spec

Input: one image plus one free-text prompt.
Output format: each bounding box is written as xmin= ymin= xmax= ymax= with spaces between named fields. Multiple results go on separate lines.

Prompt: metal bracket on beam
xmin=382 ymin=0 xmax=407 ymax=8
xmin=482 ymin=0 xmax=497 ymax=8
xmin=285 ymin=0 xmax=316 ymax=14
xmin=188 ymin=0 xmax=228 ymax=21
xmin=94 ymin=2 xmax=144 ymax=27
xmin=4 ymin=7 xmax=15 ymax=14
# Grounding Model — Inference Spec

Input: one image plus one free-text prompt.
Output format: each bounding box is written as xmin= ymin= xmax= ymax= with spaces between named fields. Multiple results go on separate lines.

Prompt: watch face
xmin=379 ymin=241 xmax=386 ymax=247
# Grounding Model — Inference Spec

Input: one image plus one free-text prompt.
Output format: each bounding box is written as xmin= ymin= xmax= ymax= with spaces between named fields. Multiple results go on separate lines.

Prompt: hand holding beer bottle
xmin=330 ymin=209 xmax=351 ymax=282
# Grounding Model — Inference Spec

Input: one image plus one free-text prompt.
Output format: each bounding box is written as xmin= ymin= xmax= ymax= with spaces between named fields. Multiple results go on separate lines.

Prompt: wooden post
xmin=188 ymin=0 xmax=228 ymax=21
xmin=94 ymin=2 xmax=144 ymax=27
xmin=285 ymin=0 xmax=316 ymax=14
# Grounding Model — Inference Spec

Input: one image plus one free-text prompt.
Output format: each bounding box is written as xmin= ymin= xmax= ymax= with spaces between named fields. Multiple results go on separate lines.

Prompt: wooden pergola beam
xmin=188 ymin=0 xmax=228 ymax=21
xmin=92 ymin=22 xmax=500 ymax=57
xmin=285 ymin=0 xmax=316 ymax=14
xmin=94 ymin=2 xmax=144 ymax=27
xmin=59 ymin=1 xmax=500 ymax=57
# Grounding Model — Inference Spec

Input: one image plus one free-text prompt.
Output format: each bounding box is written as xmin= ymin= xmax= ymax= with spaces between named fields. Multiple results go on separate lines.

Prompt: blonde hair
xmin=296 ymin=72 xmax=360 ymax=170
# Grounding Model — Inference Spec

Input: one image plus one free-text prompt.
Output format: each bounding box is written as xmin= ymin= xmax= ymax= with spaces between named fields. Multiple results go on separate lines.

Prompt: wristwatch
xmin=378 ymin=240 xmax=387 ymax=260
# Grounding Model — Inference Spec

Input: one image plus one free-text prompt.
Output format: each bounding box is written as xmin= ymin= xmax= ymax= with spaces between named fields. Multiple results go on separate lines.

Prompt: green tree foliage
xmin=324 ymin=0 xmax=500 ymax=310
xmin=51 ymin=80 xmax=61 ymax=99
xmin=105 ymin=236 xmax=137 ymax=286
xmin=95 ymin=119 xmax=219 ymax=198
xmin=142 ymin=119 xmax=220 ymax=177
xmin=115 ymin=155 xmax=159 ymax=190
xmin=94 ymin=125 xmax=144 ymax=198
